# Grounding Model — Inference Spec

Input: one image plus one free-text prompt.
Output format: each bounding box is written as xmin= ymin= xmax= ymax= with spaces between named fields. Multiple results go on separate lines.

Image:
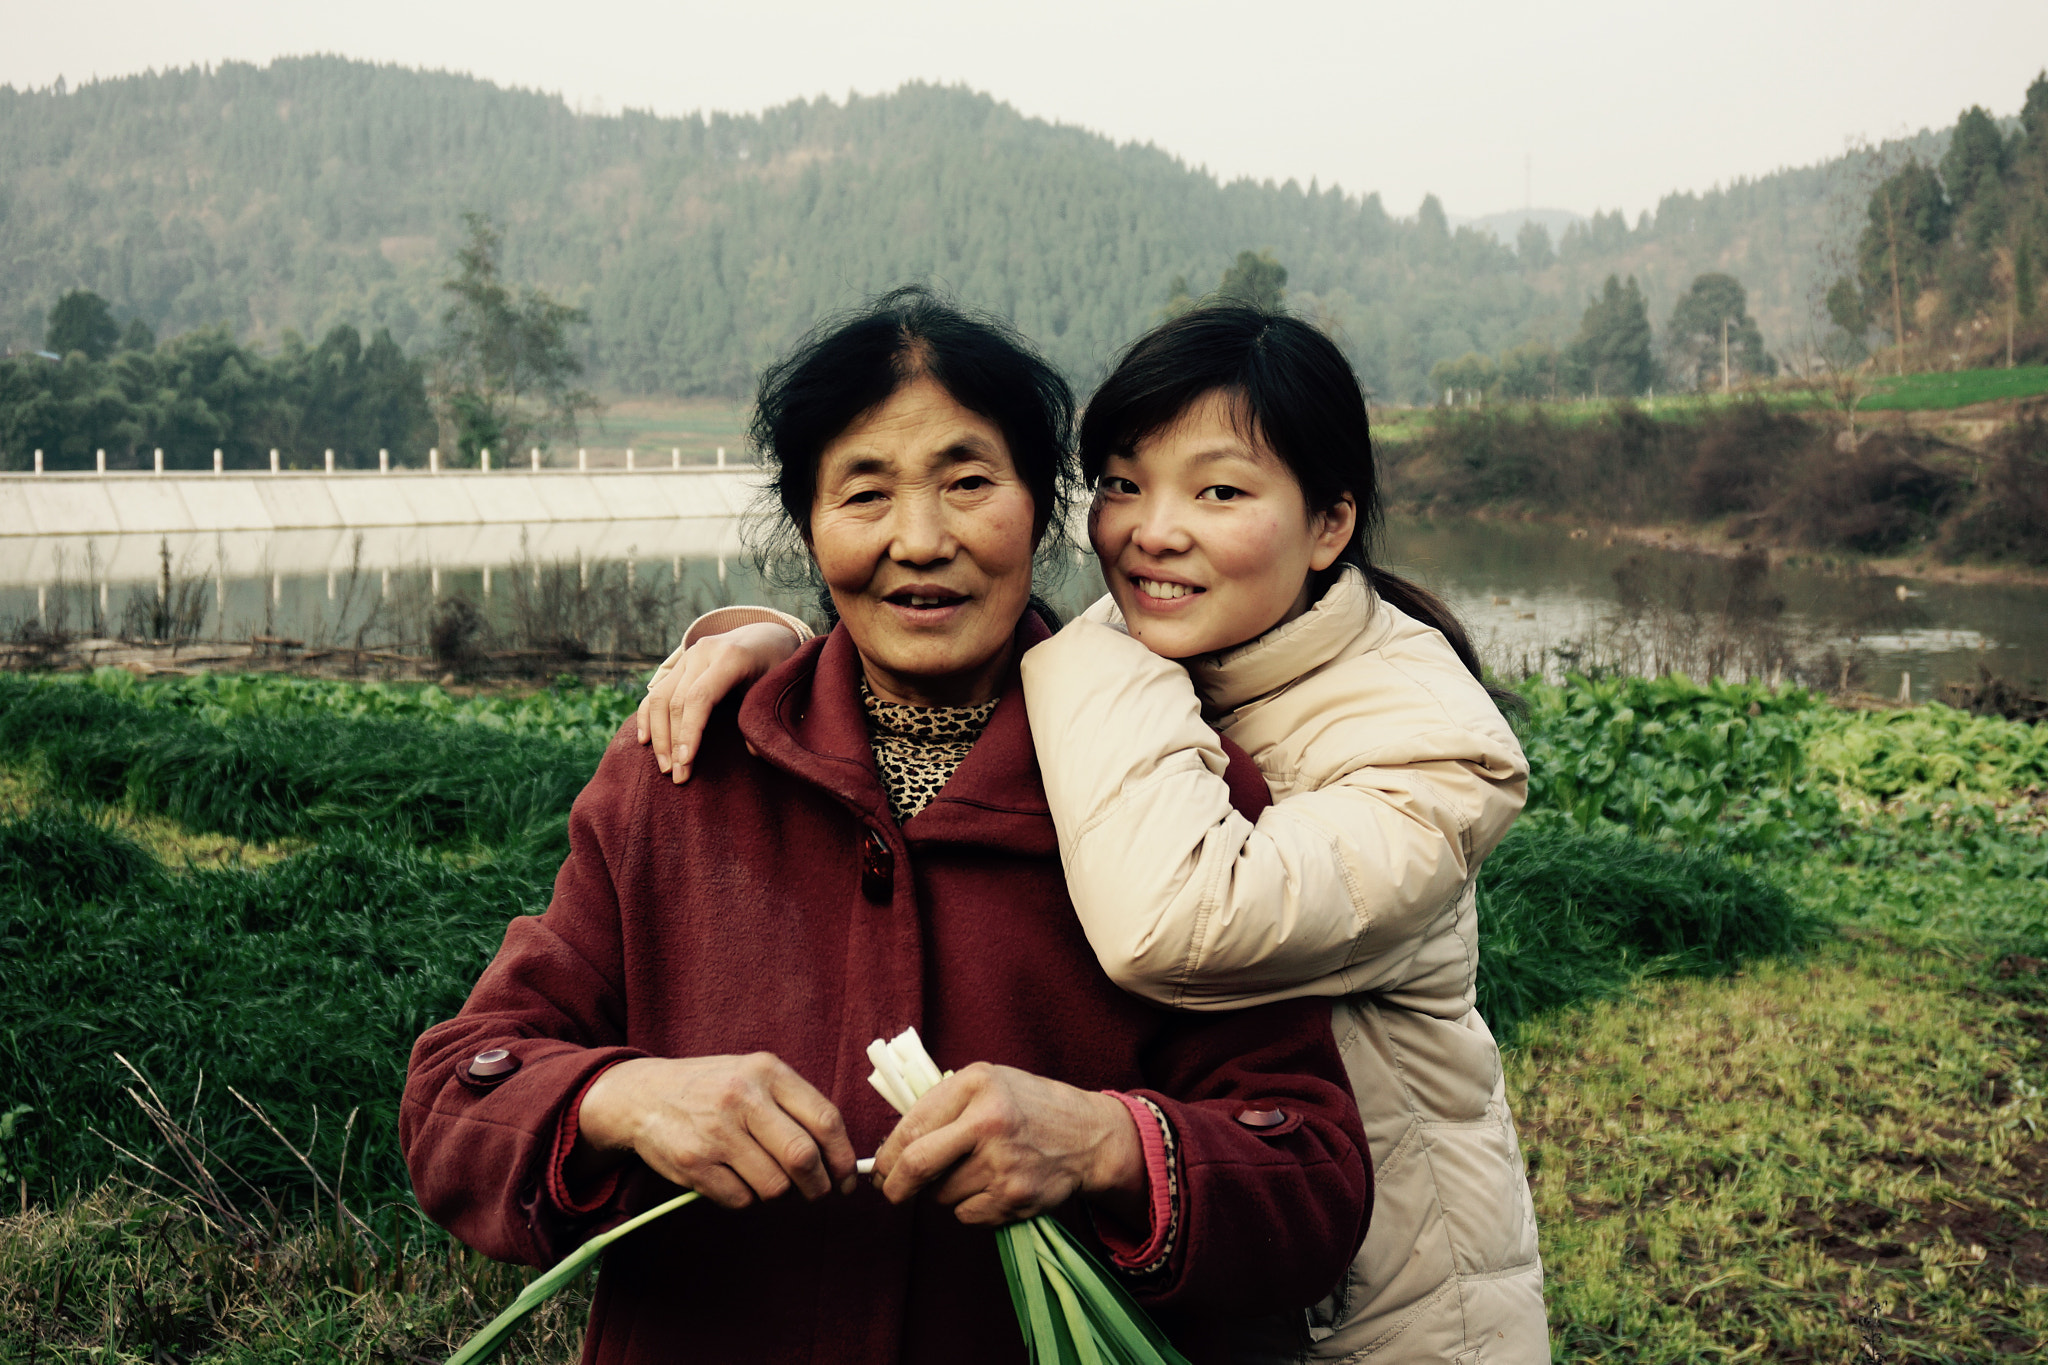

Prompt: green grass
xmin=1518 ymin=934 xmax=2048 ymax=1362
xmin=583 ymin=395 xmax=750 ymax=460
xmin=0 ymin=1185 xmax=591 ymax=1363
xmin=0 ymin=667 xmax=2043 ymax=1360
xmin=1371 ymin=364 xmax=2048 ymax=443
xmin=1476 ymin=815 xmax=1815 ymax=1037
xmin=1860 ymin=365 xmax=2048 ymax=411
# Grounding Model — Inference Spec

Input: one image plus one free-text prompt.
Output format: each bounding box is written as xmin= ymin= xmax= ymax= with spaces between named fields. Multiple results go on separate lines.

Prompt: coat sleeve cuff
xmin=680 ymin=606 xmax=813 ymax=651
xmin=644 ymin=608 xmax=814 ymax=693
xmin=547 ymin=1060 xmax=630 ymax=1217
xmin=1095 ymin=1091 xmax=1177 ymax=1274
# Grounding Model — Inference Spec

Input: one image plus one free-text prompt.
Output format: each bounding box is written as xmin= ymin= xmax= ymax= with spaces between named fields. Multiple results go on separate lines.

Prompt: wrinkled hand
xmin=635 ymin=622 xmax=803 ymax=783
xmin=572 ymin=1053 xmax=858 ymax=1209
xmin=870 ymin=1062 xmax=1145 ymax=1227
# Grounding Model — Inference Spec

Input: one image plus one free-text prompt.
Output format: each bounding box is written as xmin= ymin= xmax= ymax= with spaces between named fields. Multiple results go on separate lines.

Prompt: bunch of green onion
xmin=866 ymin=1028 xmax=1194 ymax=1365
xmin=444 ymin=1029 xmax=1190 ymax=1365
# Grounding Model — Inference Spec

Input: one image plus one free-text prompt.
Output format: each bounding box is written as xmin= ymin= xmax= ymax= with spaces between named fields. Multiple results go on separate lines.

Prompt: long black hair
xmin=748 ymin=285 xmax=1079 ymax=587
xmin=1079 ymin=303 xmax=1489 ymax=684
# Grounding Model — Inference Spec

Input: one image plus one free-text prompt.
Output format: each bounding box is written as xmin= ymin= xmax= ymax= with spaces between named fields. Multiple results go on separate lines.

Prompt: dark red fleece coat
xmin=401 ymin=615 xmax=1370 ymax=1365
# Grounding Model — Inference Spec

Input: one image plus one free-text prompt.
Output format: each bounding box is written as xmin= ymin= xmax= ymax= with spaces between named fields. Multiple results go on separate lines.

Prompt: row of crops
xmin=1 ymin=668 xmax=2044 ymax=1217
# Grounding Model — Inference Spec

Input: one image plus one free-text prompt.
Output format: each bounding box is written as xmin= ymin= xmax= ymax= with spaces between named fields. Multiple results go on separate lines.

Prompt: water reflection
xmin=1 ymin=516 xmax=2041 ymax=696
xmin=1377 ymin=519 xmax=2046 ymax=698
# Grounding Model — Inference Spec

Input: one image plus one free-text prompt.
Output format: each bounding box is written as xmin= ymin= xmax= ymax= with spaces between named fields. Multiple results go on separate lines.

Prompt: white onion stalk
xmin=861 ymin=1029 xmax=1192 ymax=1365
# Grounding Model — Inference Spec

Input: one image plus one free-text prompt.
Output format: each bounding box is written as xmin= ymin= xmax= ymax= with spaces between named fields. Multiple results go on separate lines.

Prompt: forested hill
xmin=0 ymin=57 xmax=1952 ymax=401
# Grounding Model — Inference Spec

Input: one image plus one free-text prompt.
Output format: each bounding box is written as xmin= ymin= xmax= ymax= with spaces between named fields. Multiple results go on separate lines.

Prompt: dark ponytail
xmin=1079 ymin=304 xmax=1490 ymax=686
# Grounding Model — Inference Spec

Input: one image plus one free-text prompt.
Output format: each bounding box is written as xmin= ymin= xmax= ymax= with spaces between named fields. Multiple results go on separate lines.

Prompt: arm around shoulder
xmin=1022 ymin=616 xmax=1529 ymax=1010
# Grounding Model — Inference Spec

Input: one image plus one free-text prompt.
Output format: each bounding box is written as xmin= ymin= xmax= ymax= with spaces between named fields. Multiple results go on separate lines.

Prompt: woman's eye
xmin=1100 ymin=477 xmax=1138 ymax=495
xmin=846 ymin=489 xmax=885 ymax=505
xmin=954 ymin=475 xmax=990 ymax=492
xmin=1201 ymin=485 xmax=1244 ymax=502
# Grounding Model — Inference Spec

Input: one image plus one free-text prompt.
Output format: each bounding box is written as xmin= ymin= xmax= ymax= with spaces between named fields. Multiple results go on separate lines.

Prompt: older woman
xmin=400 ymin=288 xmax=1370 ymax=1365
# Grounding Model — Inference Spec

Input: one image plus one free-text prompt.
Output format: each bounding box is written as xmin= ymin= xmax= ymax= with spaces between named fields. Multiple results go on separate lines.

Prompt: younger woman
xmin=642 ymin=304 xmax=1546 ymax=1364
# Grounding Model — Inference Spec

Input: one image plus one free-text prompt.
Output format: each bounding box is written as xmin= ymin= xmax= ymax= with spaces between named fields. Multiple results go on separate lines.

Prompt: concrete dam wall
xmin=0 ymin=467 xmax=766 ymax=539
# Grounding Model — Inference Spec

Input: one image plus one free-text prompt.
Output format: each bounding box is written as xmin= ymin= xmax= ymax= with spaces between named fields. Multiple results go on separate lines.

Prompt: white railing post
xmin=33 ymin=449 xmax=42 ymax=474
xmin=270 ymin=448 xmax=280 ymax=473
xmin=672 ymin=447 xmax=680 ymax=469
xmin=324 ymin=448 xmax=335 ymax=474
xmin=626 ymin=446 xmax=635 ymax=471
xmin=482 ymin=446 xmax=492 ymax=472
xmin=716 ymin=446 xmax=726 ymax=468
xmin=578 ymin=448 xmax=587 ymax=472
xmin=379 ymin=448 xmax=389 ymax=472
xmin=531 ymin=447 xmax=540 ymax=471
xmin=213 ymin=448 xmax=223 ymax=474
xmin=97 ymin=448 xmax=106 ymax=474
xmin=430 ymin=447 xmax=440 ymax=474
xmin=154 ymin=447 xmax=164 ymax=475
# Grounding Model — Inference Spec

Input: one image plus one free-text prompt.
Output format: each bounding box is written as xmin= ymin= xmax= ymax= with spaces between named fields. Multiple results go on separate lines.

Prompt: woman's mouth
xmin=1131 ymin=576 xmax=1204 ymax=605
xmin=883 ymin=587 xmax=969 ymax=618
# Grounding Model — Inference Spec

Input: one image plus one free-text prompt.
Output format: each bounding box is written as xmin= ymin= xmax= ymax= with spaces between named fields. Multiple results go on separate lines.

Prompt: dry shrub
xmin=1392 ymin=400 xmax=2048 ymax=564
xmin=1681 ymin=401 xmax=1812 ymax=519
xmin=1391 ymin=403 xmax=1688 ymax=522
xmin=1940 ymin=663 xmax=2048 ymax=722
xmin=1740 ymin=432 xmax=1963 ymax=556
xmin=429 ymin=596 xmax=487 ymax=675
xmin=1939 ymin=414 xmax=2048 ymax=565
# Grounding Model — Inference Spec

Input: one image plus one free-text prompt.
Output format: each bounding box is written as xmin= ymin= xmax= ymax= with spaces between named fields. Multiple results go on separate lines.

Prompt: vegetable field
xmin=1 ymin=668 xmax=2044 ymax=1361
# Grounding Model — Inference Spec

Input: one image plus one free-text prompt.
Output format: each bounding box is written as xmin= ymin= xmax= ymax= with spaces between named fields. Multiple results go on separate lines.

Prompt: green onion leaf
xmin=444 ymin=1188 xmax=700 ymax=1365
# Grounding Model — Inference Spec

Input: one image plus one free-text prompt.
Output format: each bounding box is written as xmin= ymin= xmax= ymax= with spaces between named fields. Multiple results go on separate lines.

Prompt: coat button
xmin=860 ymin=830 xmax=893 ymax=903
xmin=469 ymin=1048 xmax=521 ymax=1083
xmin=1235 ymin=1107 xmax=1287 ymax=1129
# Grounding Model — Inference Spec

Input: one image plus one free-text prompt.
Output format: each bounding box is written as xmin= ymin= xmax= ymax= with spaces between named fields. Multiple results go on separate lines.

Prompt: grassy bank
xmin=1380 ymin=399 xmax=2048 ymax=572
xmin=1 ymin=669 xmax=2043 ymax=1360
xmin=1371 ymin=365 xmax=2048 ymax=442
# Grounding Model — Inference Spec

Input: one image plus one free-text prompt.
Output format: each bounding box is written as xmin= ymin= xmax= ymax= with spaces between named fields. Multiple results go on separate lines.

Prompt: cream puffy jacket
xmin=1019 ymin=568 xmax=1547 ymax=1365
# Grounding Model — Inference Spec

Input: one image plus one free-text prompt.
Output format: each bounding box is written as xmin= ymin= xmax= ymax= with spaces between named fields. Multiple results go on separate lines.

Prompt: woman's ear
xmin=1308 ymin=494 xmax=1357 ymax=572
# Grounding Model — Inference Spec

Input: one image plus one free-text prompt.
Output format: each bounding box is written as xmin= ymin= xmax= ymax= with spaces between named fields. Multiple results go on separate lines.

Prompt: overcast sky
xmin=6 ymin=1 xmax=2045 ymax=221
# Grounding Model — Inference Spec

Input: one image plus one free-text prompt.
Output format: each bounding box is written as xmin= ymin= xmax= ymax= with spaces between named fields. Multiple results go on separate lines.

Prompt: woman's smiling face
xmin=809 ymin=375 xmax=1039 ymax=707
xmin=1090 ymin=389 xmax=1354 ymax=660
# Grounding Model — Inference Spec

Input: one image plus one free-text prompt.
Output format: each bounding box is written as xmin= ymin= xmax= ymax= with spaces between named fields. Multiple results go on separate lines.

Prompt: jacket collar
xmin=1189 ymin=566 xmax=1383 ymax=717
xmin=740 ymin=611 xmax=1058 ymax=858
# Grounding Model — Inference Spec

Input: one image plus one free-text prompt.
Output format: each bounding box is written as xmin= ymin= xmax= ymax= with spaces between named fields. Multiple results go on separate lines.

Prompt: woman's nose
xmin=887 ymin=490 xmax=956 ymax=564
xmin=1129 ymin=500 xmax=1191 ymax=555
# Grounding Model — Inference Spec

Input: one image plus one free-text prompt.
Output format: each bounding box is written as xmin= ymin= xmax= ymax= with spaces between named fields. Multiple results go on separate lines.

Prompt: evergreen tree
xmin=1666 ymin=274 xmax=1772 ymax=389
xmin=433 ymin=213 xmax=596 ymax=463
xmin=1856 ymin=160 xmax=1953 ymax=360
xmin=1941 ymin=106 xmax=2010 ymax=210
xmin=46 ymin=290 xmax=120 ymax=361
xmin=1215 ymin=250 xmax=1289 ymax=311
xmin=1496 ymin=340 xmax=1561 ymax=400
xmin=1569 ymin=275 xmax=1657 ymax=397
xmin=1515 ymin=221 xmax=1554 ymax=271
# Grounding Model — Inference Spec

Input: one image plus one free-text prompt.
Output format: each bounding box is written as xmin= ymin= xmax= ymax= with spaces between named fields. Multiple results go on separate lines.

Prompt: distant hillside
xmin=0 ymin=58 xmax=1959 ymax=401
xmin=1461 ymin=208 xmax=1587 ymax=244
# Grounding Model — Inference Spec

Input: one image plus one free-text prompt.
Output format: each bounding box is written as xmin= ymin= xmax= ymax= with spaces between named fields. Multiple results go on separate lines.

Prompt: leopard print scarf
xmin=860 ymin=679 xmax=999 ymax=822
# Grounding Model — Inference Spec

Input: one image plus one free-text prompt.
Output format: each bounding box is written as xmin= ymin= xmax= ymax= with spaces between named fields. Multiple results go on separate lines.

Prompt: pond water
xmin=1373 ymin=519 xmax=2048 ymax=699
xmin=1 ymin=517 xmax=2042 ymax=699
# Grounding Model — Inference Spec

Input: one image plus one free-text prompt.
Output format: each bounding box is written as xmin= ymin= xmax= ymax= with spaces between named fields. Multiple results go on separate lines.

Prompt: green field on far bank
xmin=0 ymin=668 xmax=2043 ymax=1361
xmin=1371 ymin=363 xmax=2048 ymax=443
xmin=569 ymin=395 xmax=751 ymax=463
xmin=1858 ymin=364 xmax=2048 ymax=411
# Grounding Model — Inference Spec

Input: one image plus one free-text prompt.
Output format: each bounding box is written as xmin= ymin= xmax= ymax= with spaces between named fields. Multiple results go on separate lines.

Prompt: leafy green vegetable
xmin=443 ymin=1190 xmax=700 ymax=1365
